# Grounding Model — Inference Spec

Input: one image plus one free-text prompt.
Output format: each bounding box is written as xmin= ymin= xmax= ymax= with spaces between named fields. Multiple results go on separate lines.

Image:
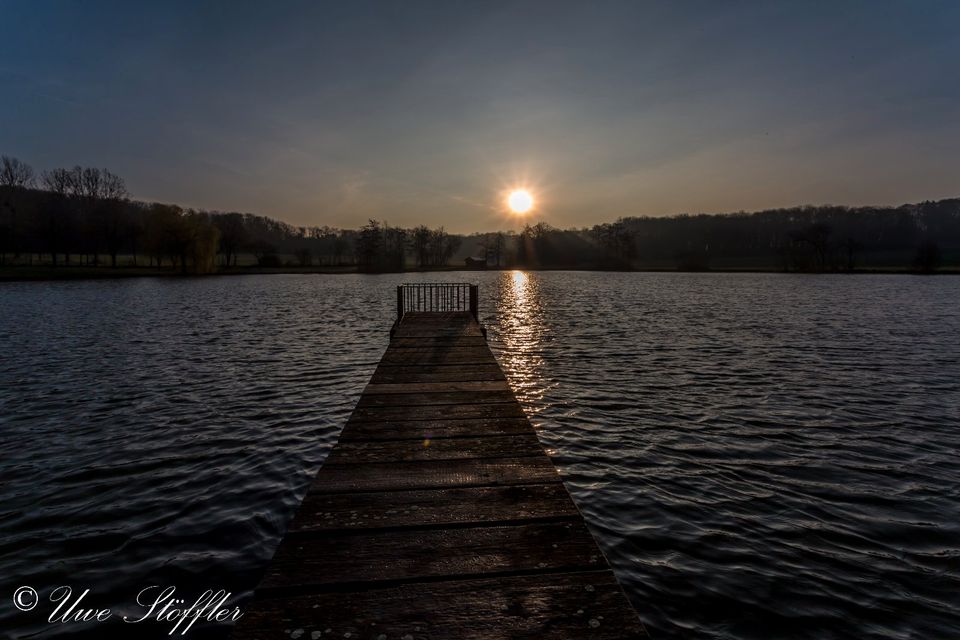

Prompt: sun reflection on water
xmin=491 ymin=271 xmax=555 ymax=420
xmin=511 ymin=270 xmax=528 ymax=303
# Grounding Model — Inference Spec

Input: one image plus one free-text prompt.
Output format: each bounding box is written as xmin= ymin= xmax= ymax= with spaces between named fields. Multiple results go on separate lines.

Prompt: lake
xmin=1 ymin=272 xmax=958 ymax=639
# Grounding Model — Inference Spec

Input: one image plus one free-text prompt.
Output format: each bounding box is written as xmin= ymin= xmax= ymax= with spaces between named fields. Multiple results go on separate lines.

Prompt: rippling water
xmin=1 ymin=272 xmax=958 ymax=639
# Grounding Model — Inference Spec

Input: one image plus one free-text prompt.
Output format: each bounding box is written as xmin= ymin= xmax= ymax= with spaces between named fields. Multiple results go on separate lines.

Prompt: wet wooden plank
xmin=391 ymin=314 xmax=484 ymax=336
xmin=234 ymin=571 xmax=646 ymax=639
xmin=259 ymin=521 xmax=605 ymax=591
xmin=356 ymin=390 xmax=518 ymax=408
xmin=363 ymin=380 xmax=512 ymax=394
xmin=393 ymin=318 xmax=481 ymax=327
xmin=379 ymin=348 xmax=498 ymax=365
xmin=397 ymin=312 xmax=476 ymax=323
xmin=390 ymin=336 xmax=490 ymax=348
xmin=339 ymin=417 xmax=535 ymax=441
xmin=309 ymin=457 xmax=562 ymax=493
xmin=392 ymin=322 xmax=484 ymax=339
xmin=289 ymin=484 xmax=580 ymax=532
xmin=390 ymin=327 xmax=484 ymax=337
xmin=325 ymin=434 xmax=544 ymax=464
xmin=371 ymin=364 xmax=506 ymax=383
xmin=350 ymin=402 xmax=527 ymax=422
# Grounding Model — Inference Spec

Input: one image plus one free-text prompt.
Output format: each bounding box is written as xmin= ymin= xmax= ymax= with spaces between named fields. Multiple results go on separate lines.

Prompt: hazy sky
xmin=1 ymin=1 xmax=958 ymax=232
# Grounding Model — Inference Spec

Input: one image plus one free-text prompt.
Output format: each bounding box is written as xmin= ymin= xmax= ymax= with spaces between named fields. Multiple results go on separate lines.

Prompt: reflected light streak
xmin=512 ymin=270 xmax=528 ymax=306
xmin=494 ymin=270 xmax=555 ymax=421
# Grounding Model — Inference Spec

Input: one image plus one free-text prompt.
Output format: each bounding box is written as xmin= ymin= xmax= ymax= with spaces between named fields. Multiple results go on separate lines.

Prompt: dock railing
xmin=396 ymin=283 xmax=479 ymax=322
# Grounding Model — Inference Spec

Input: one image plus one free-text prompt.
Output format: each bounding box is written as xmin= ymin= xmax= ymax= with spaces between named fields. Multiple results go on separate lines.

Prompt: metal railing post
xmin=469 ymin=284 xmax=479 ymax=322
xmin=397 ymin=283 xmax=479 ymax=320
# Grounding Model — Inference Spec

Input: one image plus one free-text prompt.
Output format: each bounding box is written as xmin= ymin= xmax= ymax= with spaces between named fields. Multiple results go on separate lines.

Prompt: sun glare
xmin=507 ymin=189 xmax=534 ymax=214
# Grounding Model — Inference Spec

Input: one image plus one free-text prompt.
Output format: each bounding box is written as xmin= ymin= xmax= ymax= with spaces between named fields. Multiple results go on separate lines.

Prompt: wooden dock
xmin=232 ymin=284 xmax=647 ymax=639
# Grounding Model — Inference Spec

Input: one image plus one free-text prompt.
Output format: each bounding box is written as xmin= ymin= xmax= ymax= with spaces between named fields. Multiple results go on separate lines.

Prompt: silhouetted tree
xmin=98 ymin=198 xmax=132 ymax=268
xmin=151 ymin=204 xmax=192 ymax=271
xmin=40 ymin=168 xmax=72 ymax=195
xmin=839 ymin=237 xmax=860 ymax=272
xmin=411 ymin=225 xmax=431 ymax=267
xmin=0 ymin=156 xmax=35 ymax=188
xmin=331 ymin=232 xmax=349 ymax=266
xmin=428 ymin=227 xmax=454 ymax=266
xmin=247 ymin=239 xmax=278 ymax=266
xmin=490 ymin=232 xmax=505 ymax=267
xmin=294 ymin=247 xmax=313 ymax=266
xmin=355 ymin=219 xmax=383 ymax=271
xmin=383 ymin=225 xmax=407 ymax=271
xmin=782 ymin=223 xmax=834 ymax=272
xmin=593 ymin=220 xmax=636 ymax=268
xmin=0 ymin=157 xmax=37 ymax=264
xmin=806 ymin=223 xmax=832 ymax=271
xmin=214 ymin=213 xmax=247 ymax=267
xmin=186 ymin=211 xmax=220 ymax=274
xmin=913 ymin=240 xmax=941 ymax=273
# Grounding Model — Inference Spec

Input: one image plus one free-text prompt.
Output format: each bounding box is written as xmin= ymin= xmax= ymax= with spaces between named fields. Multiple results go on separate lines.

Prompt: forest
xmin=1 ymin=155 xmax=957 ymax=274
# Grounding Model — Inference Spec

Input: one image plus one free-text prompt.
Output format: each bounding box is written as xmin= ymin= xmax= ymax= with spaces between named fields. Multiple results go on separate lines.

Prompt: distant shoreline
xmin=2 ymin=264 xmax=957 ymax=283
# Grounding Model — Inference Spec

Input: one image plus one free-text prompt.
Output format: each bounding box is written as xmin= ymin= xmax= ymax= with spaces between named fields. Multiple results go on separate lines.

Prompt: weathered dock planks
xmin=232 ymin=310 xmax=647 ymax=639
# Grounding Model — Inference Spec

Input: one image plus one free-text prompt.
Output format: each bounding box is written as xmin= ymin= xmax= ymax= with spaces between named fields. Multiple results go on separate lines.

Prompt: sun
xmin=507 ymin=189 xmax=534 ymax=214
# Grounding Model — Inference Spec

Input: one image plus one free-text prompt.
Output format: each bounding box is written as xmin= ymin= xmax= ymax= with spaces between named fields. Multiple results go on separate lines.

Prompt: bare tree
xmin=52 ymin=166 xmax=129 ymax=265
xmin=100 ymin=169 xmax=127 ymax=200
xmin=493 ymin=232 xmax=504 ymax=267
xmin=214 ymin=212 xmax=247 ymax=267
xmin=99 ymin=198 xmax=131 ymax=268
xmin=69 ymin=166 xmax=127 ymax=200
xmin=40 ymin=168 xmax=73 ymax=195
xmin=355 ymin=219 xmax=383 ymax=270
xmin=0 ymin=156 xmax=35 ymax=188
xmin=411 ymin=225 xmax=431 ymax=267
xmin=39 ymin=168 xmax=83 ymax=265
xmin=426 ymin=227 xmax=459 ymax=266
xmin=332 ymin=232 xmax=348 ymax=265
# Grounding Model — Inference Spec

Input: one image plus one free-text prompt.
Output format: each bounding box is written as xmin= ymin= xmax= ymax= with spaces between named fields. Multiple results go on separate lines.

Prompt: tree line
xmin=2 ymin=153 xmax=957 ymax=274
xmin=0 ymin=156 xmax=459 ymax=272
xmin=512 ymin=202 xmax=958 ymax=272
xmin=352 ymin=221 xmax=464 ymax=272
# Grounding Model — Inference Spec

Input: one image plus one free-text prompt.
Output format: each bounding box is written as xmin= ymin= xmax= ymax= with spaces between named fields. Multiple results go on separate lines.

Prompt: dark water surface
xmin=1 ymin=272 xmax=958 ymax=639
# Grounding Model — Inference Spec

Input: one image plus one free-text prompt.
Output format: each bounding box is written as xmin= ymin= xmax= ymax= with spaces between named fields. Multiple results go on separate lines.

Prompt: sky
xmin=1 ymin=1 xmax=958 ymax=233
